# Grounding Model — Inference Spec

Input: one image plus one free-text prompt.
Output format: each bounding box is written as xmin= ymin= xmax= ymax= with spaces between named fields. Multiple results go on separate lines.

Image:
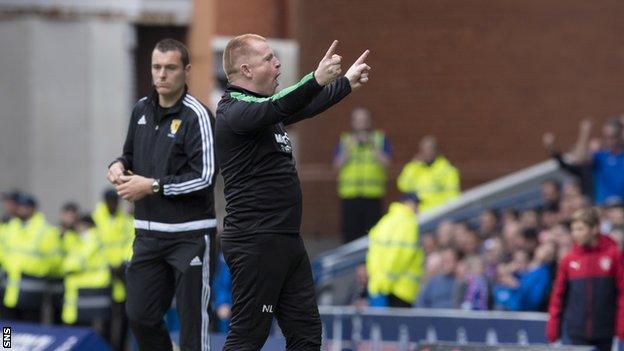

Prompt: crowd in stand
xmin=0 ymin=189 xmax=134 ymax=350
xmin=2 ymin=107 xmax=624 ymax=349
xmin=345 ymin=113 xmax=624 ymax=350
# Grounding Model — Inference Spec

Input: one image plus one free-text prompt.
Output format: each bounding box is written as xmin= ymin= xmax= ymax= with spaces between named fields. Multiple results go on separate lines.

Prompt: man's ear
xmin=240 ymin=63 xmax=253 ymax=79
xmin=184 ymin=64 xmax=191 ymax=76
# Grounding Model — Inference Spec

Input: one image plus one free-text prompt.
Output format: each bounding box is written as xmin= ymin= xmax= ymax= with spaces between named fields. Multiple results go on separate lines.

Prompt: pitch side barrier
xmin=417 ymin=342 xmax=593 ymax=351
xmin=318 ymin=306 xmax=559 ymax=351
xmin=313 ymin=160 xmax=569 ymax=302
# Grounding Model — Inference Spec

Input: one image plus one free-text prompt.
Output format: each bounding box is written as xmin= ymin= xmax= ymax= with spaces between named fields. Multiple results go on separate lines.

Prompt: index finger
xmin=324 ymin=40 xmax=339 ymax=59
xmin=354 ymin=49 xmax=370 ymax=65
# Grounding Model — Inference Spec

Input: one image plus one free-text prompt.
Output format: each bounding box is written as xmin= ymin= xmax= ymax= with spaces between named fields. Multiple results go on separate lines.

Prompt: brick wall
xmin=292 ymin=0 xmax=624 ymax=236
xmin=215 ymin=0 xmax=292 ymax=38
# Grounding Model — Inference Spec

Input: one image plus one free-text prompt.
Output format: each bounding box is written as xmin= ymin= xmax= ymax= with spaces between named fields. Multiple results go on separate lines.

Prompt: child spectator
xmin=459 ymin=255 xmax=489 ymax=310
xmin=547 ymin=208 xmax=624 ymax=351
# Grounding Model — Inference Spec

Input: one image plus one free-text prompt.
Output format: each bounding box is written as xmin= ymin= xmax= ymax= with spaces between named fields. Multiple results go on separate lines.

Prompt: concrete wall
xmin=0 ymin=16 xmax=134 ymax=218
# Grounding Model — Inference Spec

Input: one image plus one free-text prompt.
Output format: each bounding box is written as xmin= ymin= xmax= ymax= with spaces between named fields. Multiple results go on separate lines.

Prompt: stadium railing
xmin=318 ymin=306 xmax=595 ymax=351
xmin=312 ymin=159 xmax=570 ymax=303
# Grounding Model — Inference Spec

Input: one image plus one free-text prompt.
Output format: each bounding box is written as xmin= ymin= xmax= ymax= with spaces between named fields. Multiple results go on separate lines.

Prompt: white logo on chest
xmin=599 ymin=256 xmax=612 ymax=271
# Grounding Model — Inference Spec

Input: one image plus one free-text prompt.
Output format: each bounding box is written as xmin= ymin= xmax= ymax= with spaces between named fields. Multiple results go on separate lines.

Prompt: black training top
xmin=114 ymin=88 xmax=217 ymax=238
xmin=215 ymin=73 xmax=351 ymax=237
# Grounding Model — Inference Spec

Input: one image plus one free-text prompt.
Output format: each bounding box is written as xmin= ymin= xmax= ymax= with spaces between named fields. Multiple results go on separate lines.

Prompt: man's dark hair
xmin=78 ymin=214 xmax=95 ymax=228
xmin=154 ymin=39 xmax=190 ymax=67
xmin=62 ymin=201 xmax=79 ymax=213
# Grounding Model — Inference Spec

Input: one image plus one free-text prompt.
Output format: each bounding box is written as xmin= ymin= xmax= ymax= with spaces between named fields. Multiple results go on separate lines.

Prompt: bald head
xmin=350 ymin=107 xmax=372 ymax=132
xmin=222 ymin=34 xmax=267 ymax=81
xmin=419 ymin=135 xmax=439 ymax=163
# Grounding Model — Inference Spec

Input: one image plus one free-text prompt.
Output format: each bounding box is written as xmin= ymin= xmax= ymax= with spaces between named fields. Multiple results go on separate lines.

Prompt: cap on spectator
xmin=78 ymin=214 xmax=95 ymax=227
xmin=605 ymin=196 xmax=624 ymax=208
xmin=400 ymin=192 xmax=420 ymax=204
xmin=1 ymin=190 xmax=21 ymax=202
xmin=62 ymin=201 xmax=80 ymax=213
xmin=15 ymin=193 xmax=37 ymax=208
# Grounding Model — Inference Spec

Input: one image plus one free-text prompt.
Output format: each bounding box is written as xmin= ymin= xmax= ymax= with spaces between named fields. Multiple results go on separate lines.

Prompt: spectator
xmin=502 ymin=208 xmax=520 ymax=227
xmin=478 ymin=209 xmax=500 ymax=239
xmin=91 ymin=189 xmax=133 ymax=351
xmin=435 ymin=219 xmax=454 ymax=248
xmin=423 ymin=251 xmax=443 ymax=283
xmin=1 ymin=190 xmax=20 ymax=224
xmin=367 ymin=193 xmax=423 ymax=307
xmin=454 ymin=222 xmax=481 ymax=256
xmin=61 ymin=214 xmax=111 ymax=332
xmin=482 ymin=237 xmax=504 ymax=282
xmin=397 ymin=135 xmax=460 ymax=212
xmin=552 ymin=223 xmax=574 ymax=262
xmin=459 ymin=255 xmax=489 ymax=311
xmin=421 ymin=233 xmax=438 ymax=255
xmin=601 ymin=197 xmax=624 ymax=234
xmin=540 ymin=203 xmax=560 ymax=230
xmin=562 ymin=180 xmax=583 ymax=198
xmin=541 ymin=179 xmax=562 ymax=210
xmin=416 ymin=247 xmax=460 ymax=309
xmin=334 ymin=107 xmax=391 ymax=243
xmin=494 ymin=242 xmax=555 ymax=311
xmin=502 ymin=221 xmax=524 ymax=255
xmin=609 ymin=225 xmax=624 ymax=251
xmin=58 ymin=201 xmax=79 ymax=236
xmin=349 ymin=264 xmax=369 ymax=309
xmin=572 ymin=118 xmax=624 ymax=205
xmin=520 ymin=209 xmax=540 ymax=230
xmin=1 ymin=193 xmax=62 ymax=322
xmin=591 ymin=119 xmax=624 ymax=204
xmin=559 ymin=194 xmax=591 ymax=221
xmin=542 ymin=119 xmax=593 ymax=198
xmin=522 ymin=227 xmax=540 ymax=254
xmin=547 ymin=208 xmax=624 ymax=351
xmin=497 ymin=250 xmax=530 ymax=287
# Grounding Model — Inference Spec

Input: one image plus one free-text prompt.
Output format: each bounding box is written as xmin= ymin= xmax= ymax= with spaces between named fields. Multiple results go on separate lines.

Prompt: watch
xmin=151 ymin=179 xmax=160 ymax=194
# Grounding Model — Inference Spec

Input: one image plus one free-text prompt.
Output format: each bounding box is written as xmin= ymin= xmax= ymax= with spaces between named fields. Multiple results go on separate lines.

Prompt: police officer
xmin=366 ymin=193 xmax=424 ymax=308
xmin=107 ymin=39 xmax=216 ymax=351
xmin=397 ymin=135 xmax=460 ymax=212
xmin=92 ymin=189 xmax=133 ymax=350
xmin=1 ymin=193 xmax=62 ymax=322
xmin=333 ymin=107 xmax=391 ymax=243
xmin=216 ymin=35 xmax=371 ymax=350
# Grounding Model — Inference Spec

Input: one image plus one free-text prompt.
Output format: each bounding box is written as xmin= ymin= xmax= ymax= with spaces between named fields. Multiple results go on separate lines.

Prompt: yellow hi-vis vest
xmin=366 ymin=202 xmax=424 ymax=304
xmin=2 ymin=213 xmax=62 ymax=308
xmin=92 ymin=203 xmax=134 ymax=303
xmin=337 ymin=130 xmax=387 ymax=199
xmin=61 ymin=228 xmax=111 ymax=324
xmin=397 ymin=156 xmax=460 ymax=212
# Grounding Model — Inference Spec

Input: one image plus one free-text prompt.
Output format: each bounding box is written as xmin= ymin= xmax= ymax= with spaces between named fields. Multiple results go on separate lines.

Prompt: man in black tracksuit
xmin=215 ymin=34 xmax=371 ymax=350
xmin=107 ymin=39 xmax=216 ymax=351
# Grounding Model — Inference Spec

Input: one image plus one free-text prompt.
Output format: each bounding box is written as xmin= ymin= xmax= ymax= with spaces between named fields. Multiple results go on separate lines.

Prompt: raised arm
xmin=227 ymin=41 xmax=344 ymax=133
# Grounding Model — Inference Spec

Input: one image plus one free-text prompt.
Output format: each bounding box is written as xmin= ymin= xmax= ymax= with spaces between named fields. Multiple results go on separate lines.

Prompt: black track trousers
xmin=221 ymin=233 xmax=321 ymax=351
xmin=125 ymin=234 xmax=215 ymax=351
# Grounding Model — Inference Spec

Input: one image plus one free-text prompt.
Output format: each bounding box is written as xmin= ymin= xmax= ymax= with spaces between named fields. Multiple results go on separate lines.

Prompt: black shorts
xmin=221 ymin=233 xmax=321 ymax=351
